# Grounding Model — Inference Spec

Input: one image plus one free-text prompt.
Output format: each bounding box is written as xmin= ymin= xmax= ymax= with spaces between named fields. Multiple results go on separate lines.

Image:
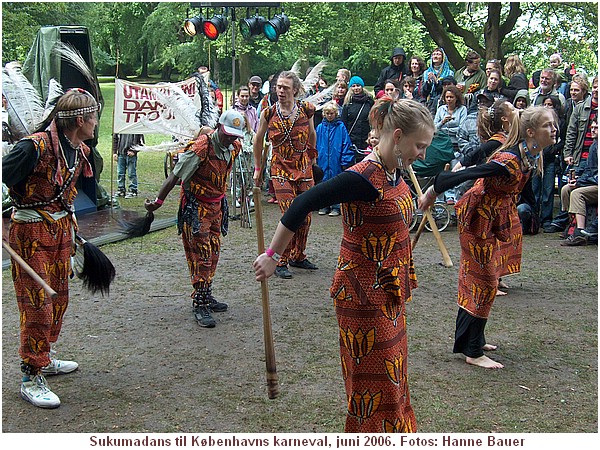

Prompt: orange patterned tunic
xmin=330 ymin=159 xmax=418 ymax=433
xmin=454 ymin=150 xmax=530 ymax=319
xmin=177 ymin=134 xmax=241 ymax=289
xmin=265 ymin=101 xmax=316 ymax=181
xmin=8 ymin=128 xmax=93 ymax=372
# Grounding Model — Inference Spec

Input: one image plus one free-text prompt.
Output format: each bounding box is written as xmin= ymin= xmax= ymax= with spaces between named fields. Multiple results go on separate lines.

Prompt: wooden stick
xmin=411 ymin=211 xmax=428 ymax=249
xmin=2 ymin=240 xmax=58 ymax=299
xmin=252 ymin=186 xmax=279 ymax=399
xmin=407 ymin=166 xmax=453 ymax=268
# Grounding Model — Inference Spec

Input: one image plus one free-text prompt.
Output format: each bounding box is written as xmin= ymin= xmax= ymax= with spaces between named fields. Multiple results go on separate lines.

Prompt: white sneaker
xmin=21 ymin=375 xmax=61 ymax=408
xmin=41 ymin=351 xmax=79 ymax=376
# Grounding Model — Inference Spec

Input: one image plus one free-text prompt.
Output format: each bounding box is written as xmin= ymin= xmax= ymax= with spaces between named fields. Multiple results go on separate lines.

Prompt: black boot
xmin=206 ymin=284 xmax=228 ymax=312
xmin=192 ymin=286 xmax=216 ymax=328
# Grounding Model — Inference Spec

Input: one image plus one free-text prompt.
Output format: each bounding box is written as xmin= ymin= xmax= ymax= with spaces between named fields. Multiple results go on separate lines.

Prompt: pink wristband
xmin=266 ymin=248 xmax=281 ymax=262
xmin=154 ymin=197 xmax=164 ymax=206
xmin=254 ymin=167 xmax=261 ymax=172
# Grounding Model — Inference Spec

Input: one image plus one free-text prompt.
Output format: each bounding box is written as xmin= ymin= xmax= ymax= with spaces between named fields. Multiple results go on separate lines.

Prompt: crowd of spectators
xmin=225 ymin=47 xmax=597 ymax=246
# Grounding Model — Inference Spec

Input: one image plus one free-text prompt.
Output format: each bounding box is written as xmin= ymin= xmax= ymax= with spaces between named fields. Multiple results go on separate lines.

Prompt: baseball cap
xmin=476 ymin=92 xmax=495 ymax=107
xmin=219 ymin=110 xmax=245 ymax=138
xmin=249 ymin=75 xmax=262 ymax=85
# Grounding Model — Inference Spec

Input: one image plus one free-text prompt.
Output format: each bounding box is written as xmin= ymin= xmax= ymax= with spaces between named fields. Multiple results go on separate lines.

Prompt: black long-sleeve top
xmin=433 ymin=159 xmax=510 ymax=193
xmin=280 ymin=154 xmax=513 ymax=233
xmin=281 ymin=171 xmax=380 ymax=232
xmin=460 ymin=139 xmax=503 ymax=168
xmin=3 ymin=134 xmax=77 ymax=188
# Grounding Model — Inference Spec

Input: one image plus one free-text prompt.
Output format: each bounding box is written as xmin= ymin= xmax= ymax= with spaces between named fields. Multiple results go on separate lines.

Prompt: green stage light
xmin=263 ymin=13 xmax=290 ymax=42
xmin=239 ymin=15 xmax=266 ymax=39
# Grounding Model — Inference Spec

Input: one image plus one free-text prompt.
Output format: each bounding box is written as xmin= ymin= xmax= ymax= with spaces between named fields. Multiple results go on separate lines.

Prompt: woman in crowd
xmin=501 ymin=54 xmax=529 ymax=102
xmin=333 ymin=80 xmax=349 ymax=114
xmin=341 ymin=75 xmax=374 ymax=162
xmin=419 ymin=106 xmax=557 ymax=369
xmin=434 ymin=85 xmax=468 ymax=153
xmin=408 ymin=55 xmax=428 ymax=103
xmin=400 ymin=77 xmax=416 ymax=100
xmin=384 ymin=79 xmax=402 ymax=100
xmin=423 ymin=47 xmax=454 ymax=114
xmin=254 ymin=97 xmax=435 ymax=432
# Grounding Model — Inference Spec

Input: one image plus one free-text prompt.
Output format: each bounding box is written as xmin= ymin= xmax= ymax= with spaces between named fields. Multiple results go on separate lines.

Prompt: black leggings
xmin=453 ymin=308 xmax=487 ymax=358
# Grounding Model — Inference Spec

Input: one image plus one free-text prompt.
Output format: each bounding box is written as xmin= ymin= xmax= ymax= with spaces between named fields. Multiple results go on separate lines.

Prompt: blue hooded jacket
xmin=316 ymin=118 xmax=354 ymax=182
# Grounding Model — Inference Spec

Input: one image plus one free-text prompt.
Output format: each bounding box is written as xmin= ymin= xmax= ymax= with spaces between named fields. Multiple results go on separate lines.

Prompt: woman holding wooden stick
xmin=254 ymin=97 xmax=434 ymax=432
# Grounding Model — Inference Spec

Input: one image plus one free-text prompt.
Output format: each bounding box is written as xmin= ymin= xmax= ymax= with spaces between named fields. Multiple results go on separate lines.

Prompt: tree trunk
xmin=140 ymin=44 xmax=149 ymax=79
xmin=238 ymin=52 xmax=251 ymax=88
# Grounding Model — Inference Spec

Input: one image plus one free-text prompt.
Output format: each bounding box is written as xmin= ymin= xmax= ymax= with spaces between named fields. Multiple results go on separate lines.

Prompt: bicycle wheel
xmin=163 ymin=153 xmax=173 ymax=179
xmin=424 ymin=204 xmax=451 ymax=232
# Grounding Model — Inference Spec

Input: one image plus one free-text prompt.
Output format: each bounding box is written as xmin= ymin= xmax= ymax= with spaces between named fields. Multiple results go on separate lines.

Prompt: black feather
xmin=76 ymin=236 xmax=115 ymax=296
xmin=120 ymin=211 xmax=155 ymax=238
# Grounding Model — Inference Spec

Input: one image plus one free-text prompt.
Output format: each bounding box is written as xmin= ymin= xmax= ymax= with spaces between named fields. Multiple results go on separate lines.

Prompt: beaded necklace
xmin=373 ymin=146 xmax=397 ymax=182
xmin=520 ymin=140 xmax=539 ymax=171
xmin=64 ymin=134 xmax=82 ymax=150
xmin=275 ymin=101 xmax=305 ymax=152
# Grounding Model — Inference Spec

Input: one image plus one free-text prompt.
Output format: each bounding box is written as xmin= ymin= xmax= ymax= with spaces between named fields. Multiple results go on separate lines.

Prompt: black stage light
xmin=203 ymin=14 xmax=228 ymax=40
xmin=183 ymin=16 xmax=203 ymax=37
xmin=263 ymin=13 xmax=290 ymax=42
xmin=239 ymin=15 xmax=266 ymax=39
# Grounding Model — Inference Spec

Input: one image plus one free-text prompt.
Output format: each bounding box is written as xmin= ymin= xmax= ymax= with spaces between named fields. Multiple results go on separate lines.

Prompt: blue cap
xmin=348 ymin=76 xmax=365 ymax=87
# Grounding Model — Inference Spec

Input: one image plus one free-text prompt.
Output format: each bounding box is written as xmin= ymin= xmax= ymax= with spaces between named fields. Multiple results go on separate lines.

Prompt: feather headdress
xmin=2 ymin=62 xmax=46 ymax=139
xmin=52 ymin=42 xmax=100 ymax=102
xmin=132 ymin=74 xmax=219 ymax=153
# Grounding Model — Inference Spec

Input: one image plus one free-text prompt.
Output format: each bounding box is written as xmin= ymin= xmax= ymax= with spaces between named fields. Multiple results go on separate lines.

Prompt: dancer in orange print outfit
xmin=419 ymin=106 xmax=558 ymax=369
xmin=253 ymin=70 xmax=318 ymax=279
xmin=254 ymin=97 xmax=435 ymax=432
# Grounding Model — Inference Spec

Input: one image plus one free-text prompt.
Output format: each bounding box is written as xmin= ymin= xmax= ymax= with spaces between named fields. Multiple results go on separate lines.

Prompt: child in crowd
xmin=365 ymin=129 xmax=379 ymax=155
xmin=316 ymin=102 xmax=354 ymax=216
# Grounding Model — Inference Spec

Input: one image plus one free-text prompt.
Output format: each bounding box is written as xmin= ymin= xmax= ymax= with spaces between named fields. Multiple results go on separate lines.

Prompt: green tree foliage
xmin=2 ymin=2 xmax=597 ymax=84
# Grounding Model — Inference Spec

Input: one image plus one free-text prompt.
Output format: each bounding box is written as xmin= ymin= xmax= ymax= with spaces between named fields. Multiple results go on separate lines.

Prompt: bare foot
xmin=465 ymin=355 xmax=504 ymax=369
xmin=496 ymin=289 xmax=507 ymax=296
xmin=482 ymin=344 xmax=498 ymax=351
xmin=498 ymin=279 xmax=509 ymax=289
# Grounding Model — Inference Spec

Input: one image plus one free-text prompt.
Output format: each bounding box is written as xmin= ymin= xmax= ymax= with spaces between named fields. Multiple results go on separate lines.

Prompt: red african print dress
xmin=330 ymin=159 xmax=417 ymax=433
xmin=454 ymin=150 xmax=530 ymax=319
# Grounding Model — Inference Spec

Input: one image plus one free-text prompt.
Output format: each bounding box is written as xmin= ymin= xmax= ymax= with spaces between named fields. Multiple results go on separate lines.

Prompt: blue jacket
xmin=316 ymin=118 xmax=354 ymax=182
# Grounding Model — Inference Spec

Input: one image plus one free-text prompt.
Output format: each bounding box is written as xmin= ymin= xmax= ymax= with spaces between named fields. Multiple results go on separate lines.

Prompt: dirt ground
xmin=2 ymin=197 xmax=598 ymax=437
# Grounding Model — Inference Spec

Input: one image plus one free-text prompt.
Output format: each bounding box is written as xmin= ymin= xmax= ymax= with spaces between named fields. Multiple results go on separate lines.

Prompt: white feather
xmin=290 ymin=58 xmax=303 ymax=78
xmin=2 ymin=62 xmax=45 ymax=137
xmin=52 ymin=42 xmax=98 ymax=100
xmin=303 ymin=84 xmax=334 ymax=107
xmin=132 ymin=141 xmax=188 ymax=153
xmin=302 ymin=60 xmax=328 ymax=93
xmin=41 ymin=78 xmax=64 ymax=123
xmin=143 ymin=83 xmax=202 ymax=139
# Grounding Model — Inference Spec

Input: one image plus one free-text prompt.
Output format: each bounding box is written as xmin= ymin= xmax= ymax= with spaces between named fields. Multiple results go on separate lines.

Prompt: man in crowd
xmin=374 ymin=47 xmax=409 ymax=97
xmin=248 ymin=75 xmax=263 ymax=110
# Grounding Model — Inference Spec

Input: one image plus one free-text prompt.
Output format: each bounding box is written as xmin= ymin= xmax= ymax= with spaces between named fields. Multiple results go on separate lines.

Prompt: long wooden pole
xmin=2 ymin=241 xmax=58 ymax=299
xmin=407 ymin=166 xmax=453 ymax=268
xmin=252 ymin=186 xmax=279 ymax=399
